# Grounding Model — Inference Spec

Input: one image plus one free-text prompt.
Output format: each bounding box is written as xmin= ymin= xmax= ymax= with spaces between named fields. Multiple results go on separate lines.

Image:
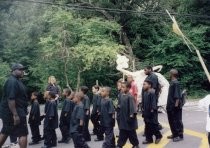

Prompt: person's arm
xmin=173 ymin=82 xmax=182 ymax=108
xmin=117 ymin=68 xmax=135 ymax=77
xmin=153 ymin=65 xmax=163 ymax=72
xmin=8 ymin=100 xmax=20 ymax=125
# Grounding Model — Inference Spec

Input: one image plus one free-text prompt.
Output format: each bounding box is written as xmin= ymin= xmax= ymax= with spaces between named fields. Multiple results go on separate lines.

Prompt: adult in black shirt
xmin=0 ymin=63 xmax=28 ymax=148
xmin=166 ymin=69 xmax=184 ymax=142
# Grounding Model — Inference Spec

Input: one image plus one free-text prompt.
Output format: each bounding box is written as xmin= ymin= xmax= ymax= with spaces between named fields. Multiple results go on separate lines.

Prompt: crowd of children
xmin=25 ymin=67 xmax=183 ymax=148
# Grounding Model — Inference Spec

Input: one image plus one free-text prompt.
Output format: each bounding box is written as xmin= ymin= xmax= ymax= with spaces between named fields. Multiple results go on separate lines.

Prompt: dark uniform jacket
xmin=44 ymin=100 xmax=58 ymax=129
xmin=60 ymin=99 xmax=75 ymax=125
xmin=70 ymin=102 xmax=84 ymax=134
xmin=91 ymin=94 xmax=99 ymax=115
xmin=83 ymin=95 xmax=90 ymax=115
xmin=166 ymin=79 xmax=182 ymax=111
xmin=0 ymin=75 xmax=28 ymax=121
xmin=145 ymin=72 xmax=159 ymax=95
xmin=29 ymin=100 xmax=41 ymax=125
xmin=119 ymin=93 xmax=138 ymax=131
xmin=142 ymin=90 xmax=157 ymax=123
xmin=99 ymin=98 xmax=115 ymax=128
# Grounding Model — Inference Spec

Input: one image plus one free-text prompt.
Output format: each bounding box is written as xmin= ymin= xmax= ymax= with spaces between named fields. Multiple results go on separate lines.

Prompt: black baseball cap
xmin=11 ymin=63 xmax=26 ymax=71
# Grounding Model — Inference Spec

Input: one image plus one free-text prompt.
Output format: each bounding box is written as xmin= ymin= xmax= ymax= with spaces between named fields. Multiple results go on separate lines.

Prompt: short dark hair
xmin=32 ymin=91 xmax=39 ymax=97
xmin=144 ymin=80 xmax=153 ymax=88
xmin=170 ymin=69 xmax=179 ymax=78
xmin=81 ymin=86 xmax=89 ymax=94
xmin=122 ymin=81 xmax=131 ymax=89
xmin=145 ymin=66 xmax=153 ymax=71
xmin=64 ymin=88 xmax=71 ymax=96
xmin=48 ymin=91 xmax=56 ymax=99
xmin=93 ymin=85 xmax=100 ymax=90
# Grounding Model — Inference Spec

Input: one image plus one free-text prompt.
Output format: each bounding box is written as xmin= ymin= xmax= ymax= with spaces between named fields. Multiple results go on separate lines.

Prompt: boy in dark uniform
xmin=116 ymin=82 xmax=139 ymax=148
xmin=98 ymin=87 xmax=115 ymax=148
xmin=42 ymin=92 xmax=58 ymax=148
xmin=90 ymin=85 xmax=100 ymax=136
xmin=166 ymin=69 xmax=183 ymax=142
xmin=116 ymin=79 xmax=123 ymax=133
xmin=80 ymin=86 xmax=91 ymax=141
xmin=70 ymin=92 xmax=90 ymax=148
xmin=142 ymin=80 xmax=162 ymax=144
xmin=28 ymin=92 xmax=42 ymax=145
xmin=59 ymin=88 xmax=74 ymax=143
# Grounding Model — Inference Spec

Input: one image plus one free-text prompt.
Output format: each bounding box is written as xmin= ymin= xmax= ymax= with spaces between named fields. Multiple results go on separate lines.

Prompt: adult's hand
xmin=13 ymin=114 xmax=20 ymax=125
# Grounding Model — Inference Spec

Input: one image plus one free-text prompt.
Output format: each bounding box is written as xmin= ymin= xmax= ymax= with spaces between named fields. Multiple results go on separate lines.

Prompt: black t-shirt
xmin=142 ymin=90 xmax=157 ymax=123
xmin=0 ymin=75 xmax=28 ymax=120
xmin=99 ymin=98 xmax=115 ymax=127
xmin=91 ymin=94 xmax=99 ymax=114
xmin=145 ymin=73 xmax=159 ymax=94
xmin=60 ymin=99 xmax=75 ymax=124
xmin=70 ymin=102 xmax=84 ymax=134
xmin=29 ymin=100 xmax=41 ymax=125
xmin=44 ymin=100 xmax=58 ymax=129
xmin=119 ymin=93 xmax=138 ymax=130
xmin=166 ymin=79 xmax=182 ymax=111
xmin=83 ymin=95 xmax=90 ymax=114
xmin=46 ymin=84 xmax=59 ymax=95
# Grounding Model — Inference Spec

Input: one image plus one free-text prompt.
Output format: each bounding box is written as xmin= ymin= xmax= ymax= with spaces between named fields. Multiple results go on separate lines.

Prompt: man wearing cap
xmin=0 ymin=63 xmax=28 ymax=148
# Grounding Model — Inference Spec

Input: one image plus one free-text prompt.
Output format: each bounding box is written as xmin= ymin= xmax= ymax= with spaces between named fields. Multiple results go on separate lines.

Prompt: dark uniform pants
xmin=117 ymin=129 xmax=139 ymax=147
xmin=145 ymin=121 xmax=162 ymax=142
xmin=83 ymin=114 xmax=91 ymax=141
xmin=90 ymin=113 xmax=100 ymax=134
xmin=59 ymin=122 xmax=70 ymax=140
xmin=167 ymin=108 xmax=184 ymax=138
xmin=30 ymin=124 xmax=41 ymax=142
xmin=44 ymin=128 xmax=57 ymax=147
xmin=72 ymin=132 xmax=89 ymax=148
xmin=100 ymin=126 xmax=115 ymax=148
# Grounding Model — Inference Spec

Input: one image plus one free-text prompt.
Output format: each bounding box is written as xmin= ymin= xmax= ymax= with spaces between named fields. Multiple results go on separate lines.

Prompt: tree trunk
xmin=76 ymin=70 xmax=81 ymax=91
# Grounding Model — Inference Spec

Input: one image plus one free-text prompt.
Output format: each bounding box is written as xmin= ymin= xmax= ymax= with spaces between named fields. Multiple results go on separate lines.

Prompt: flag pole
xmin=166 ymin=10 xmax=210 ymax=83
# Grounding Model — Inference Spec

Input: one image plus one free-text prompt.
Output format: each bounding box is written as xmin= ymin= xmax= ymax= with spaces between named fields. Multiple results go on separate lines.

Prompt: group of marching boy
xmin=0 ymin=63 xmax=184 ymax=148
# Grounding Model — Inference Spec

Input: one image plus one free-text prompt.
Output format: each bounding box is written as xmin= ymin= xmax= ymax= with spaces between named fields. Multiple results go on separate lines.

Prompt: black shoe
xmin=116 ymin=135 xmax=119 ymax=138
xmin=158 ymin=124 xmax=163 ymax=130
xmin=155 ymin=137 xmax=162 ymax=144
xmin=167 ymin=135 xmax=174 ymax=139
xmin=132 ymin=145 xmax=140 ymax=148
xmin=29 ymin=141 xmax=39 ymax=145
xmin=173 ymin=137 xmax=183 ymax=142
xmin=142 ymin=140 xmax=153 ymax=144
xmin=64 ymin=137 xmax=71 ymax=143
xmin=142 ymin=133 xmax=146 ymax=137
xmin=58 ymin=139 xmax=65 ymax=143
xmin=94 ymin=138 xmax=104 ymax=142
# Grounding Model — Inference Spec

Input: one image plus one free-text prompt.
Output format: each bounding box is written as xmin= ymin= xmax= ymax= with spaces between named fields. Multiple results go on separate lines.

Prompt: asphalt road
xmin=1 ymin=101 xmax=209 ymax=148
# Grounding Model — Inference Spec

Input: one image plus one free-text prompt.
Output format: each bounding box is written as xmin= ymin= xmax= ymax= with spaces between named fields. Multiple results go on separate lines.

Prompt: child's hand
xmin=64 ymin=113 xmax=67 ymax=117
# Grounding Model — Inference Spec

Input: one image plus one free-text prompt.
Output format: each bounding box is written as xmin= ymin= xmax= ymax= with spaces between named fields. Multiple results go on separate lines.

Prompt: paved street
xmin=1 ymin=101 xmax=209 ymax=148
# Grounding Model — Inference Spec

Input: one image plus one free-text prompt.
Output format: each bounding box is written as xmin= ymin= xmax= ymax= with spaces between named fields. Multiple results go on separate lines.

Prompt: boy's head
xmin=121 ymin=81 xmax=131 ymax=93
xmin=31 ymin=91 xmax=39 ymax=100
xmin=63 ymin=88 xmax=71 ymax=98
xmin=127 ymin=75 xmax=133 ymax=83
xmin=92 ymin=85 xmax=100 ymax=94
xmin=44 ymin=91 xmax=50 ymax=100
xmin=117 ymin=79 xmax=123 ymax=91
xmin=143 ymin=80 xmax=153 ymax=91
xmin=73 ymin=92 xmax=84 ymax=103
xmin=69 ymin=91 xmax=75 ymax=100
xmin=100 ymin=87 xmax=111 ymax=98
xmin=48 ymin=91 xmax=56 ymax=100
xmin=80 ymin=86 xmax=89 ymax=95
xmin=169 ymin=69 xmax=179 ymax=79
xmin=144 ymin=66 xmax=153 ymax=75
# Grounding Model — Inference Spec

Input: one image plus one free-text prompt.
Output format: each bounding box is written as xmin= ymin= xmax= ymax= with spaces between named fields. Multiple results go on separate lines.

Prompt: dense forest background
xmin=0 ymin=0 xmax=210 ymax=98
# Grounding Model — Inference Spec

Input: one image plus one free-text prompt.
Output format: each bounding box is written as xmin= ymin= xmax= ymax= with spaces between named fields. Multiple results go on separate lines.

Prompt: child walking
xmin=70 ymin=92 xmax=90 ymax=148
xmin=59 ymin=88 xmax=75 ymax=143
xmin=42 ymin=91 xmax=58 ymax=148
xmin=98 ymin=87 xmax=116 ymax=148
xmin=80 ymin=86 xmax=91 ymax=141
xmin=90 ymin=85 xmax=100 ymax=136
xmin=28 ymin=91 xmax=42 ymax=145
xmin=142 ymin=80 xmax=162 ymax=144
xmin=116 ymin=82 xmax=139 ymax=148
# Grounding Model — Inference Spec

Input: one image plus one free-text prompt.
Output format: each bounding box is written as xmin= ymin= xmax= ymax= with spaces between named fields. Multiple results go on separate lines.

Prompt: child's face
xmin=117 ymin=82 xmax=122 ymax=91
xmin=121 ymin=84 xmax=129 ymax=93
xmin=73 ymin=96 xmax=79 ymax=103
xmin=143 ymin=82 xmax=150 ymax=91
xmin=31 ymin=93 xmax=37 ymax=100
xmin=92 ymin=87 xmax=97 ymax=94
xmin=62 ymin=90 xmax=68 ymax=97
xmin=100 ymin=88 xmax=106 ymax=98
